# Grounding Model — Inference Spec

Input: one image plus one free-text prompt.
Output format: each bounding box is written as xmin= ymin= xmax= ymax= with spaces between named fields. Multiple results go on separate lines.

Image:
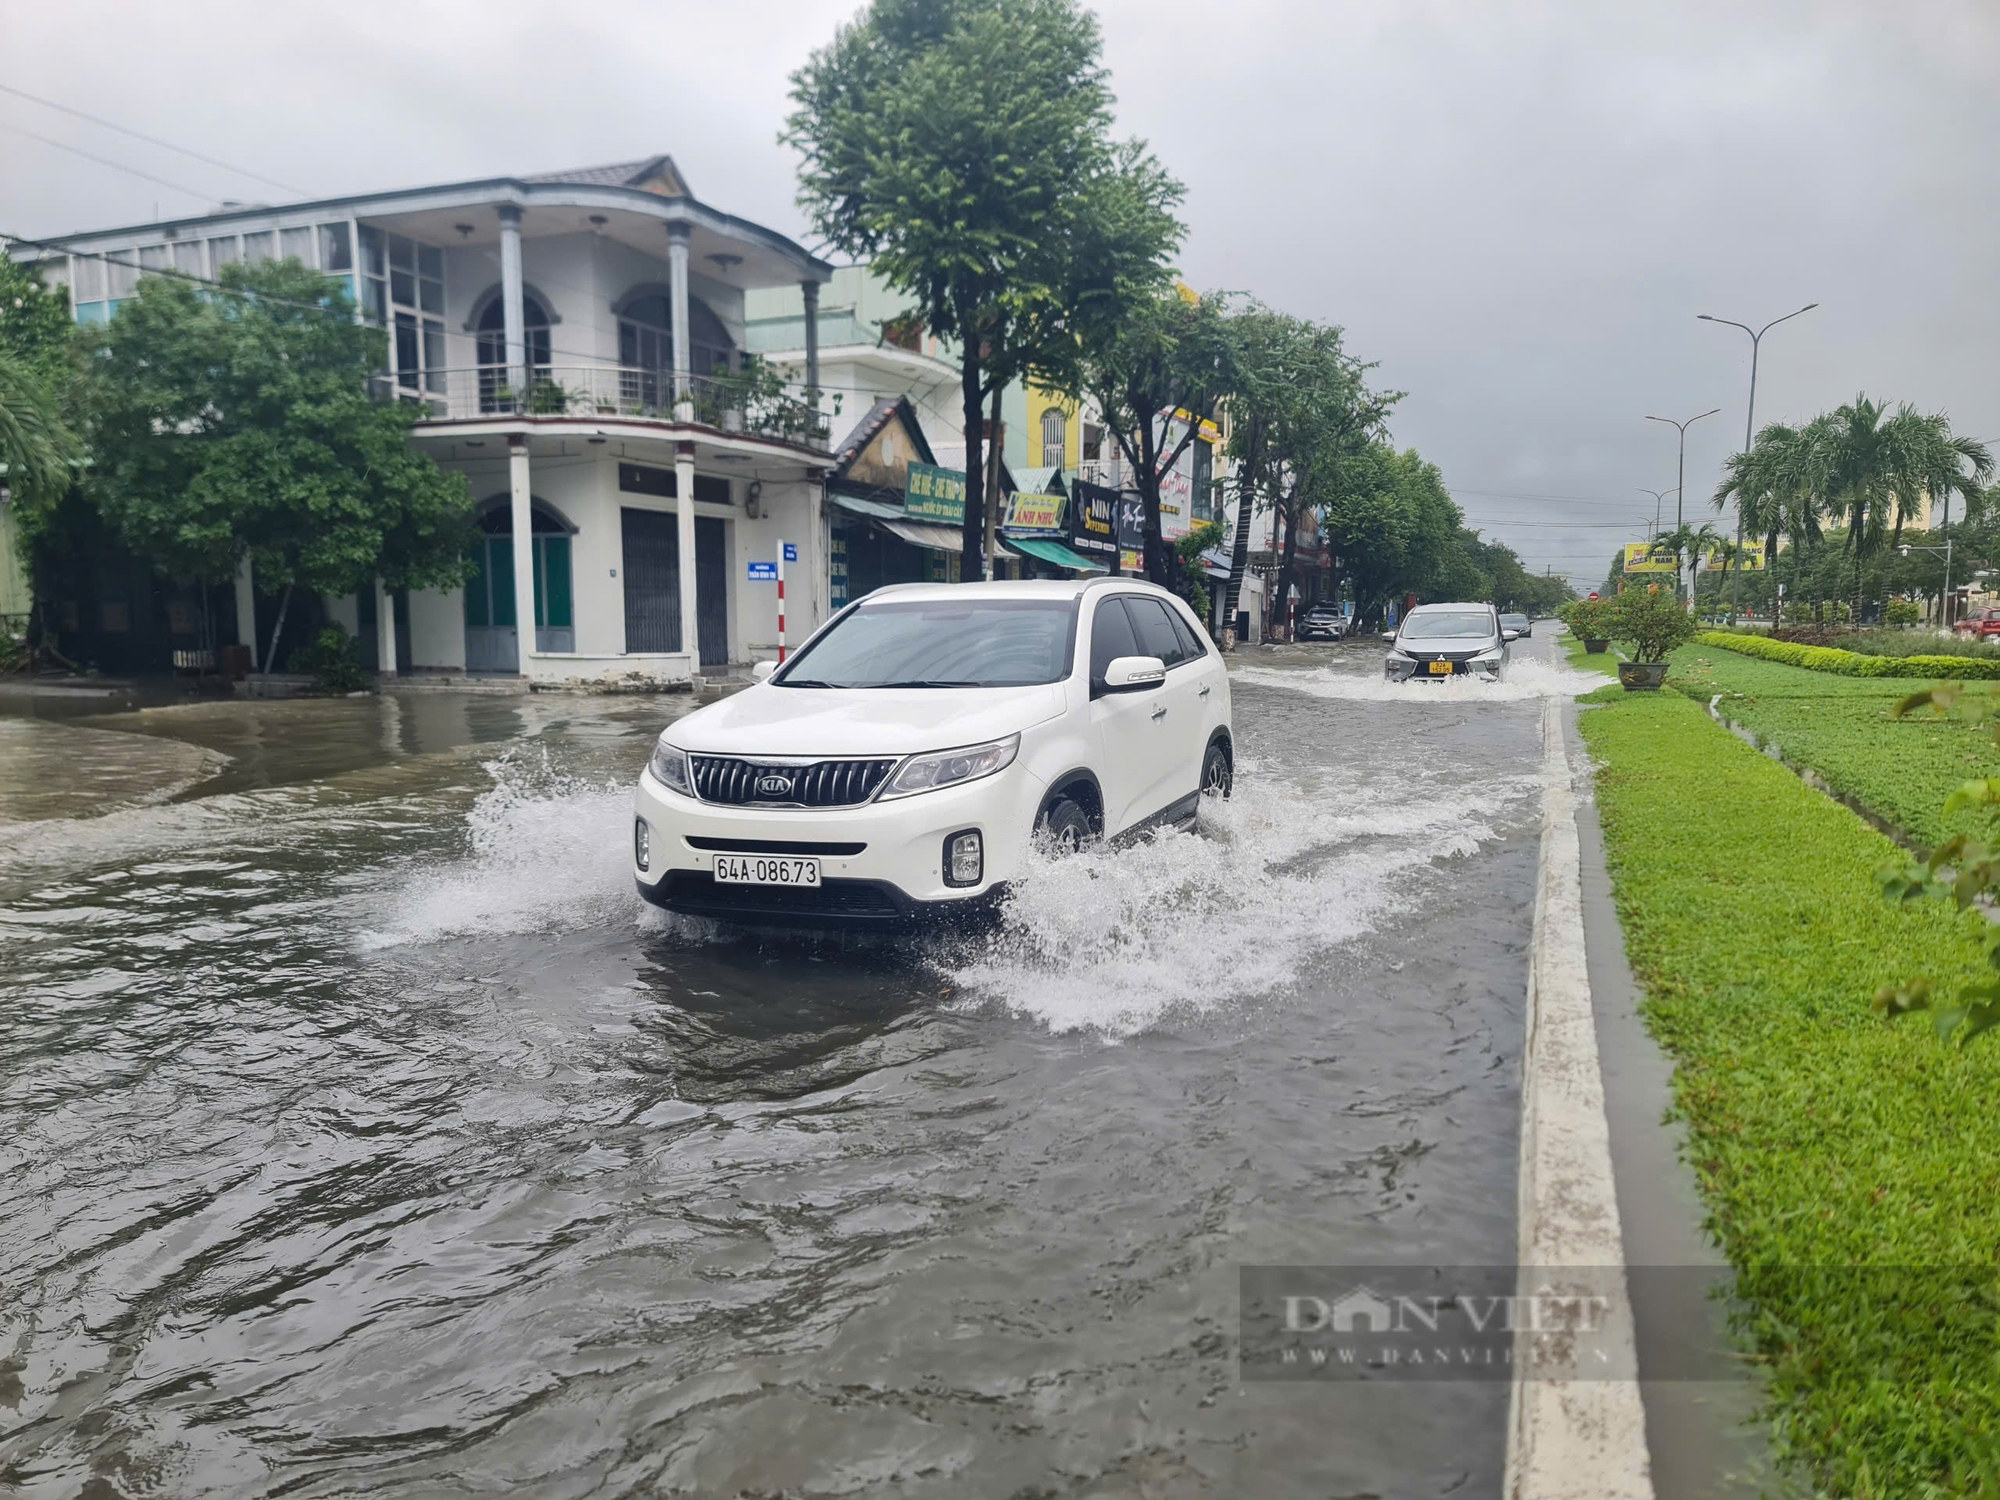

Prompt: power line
xmin=0 ymin=82 xmax=309 ymax=197
xmin=0 ymin=121 xmax=218 ymax=203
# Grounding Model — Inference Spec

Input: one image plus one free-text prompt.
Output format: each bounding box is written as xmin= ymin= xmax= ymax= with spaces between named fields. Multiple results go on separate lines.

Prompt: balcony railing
xmin=380 ymin=363 xmax=835 ymax=449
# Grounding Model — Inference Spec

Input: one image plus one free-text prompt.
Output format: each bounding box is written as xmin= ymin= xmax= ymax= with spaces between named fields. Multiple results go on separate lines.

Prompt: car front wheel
xmin=1201 ymin=742 xmax=1233 ymax=799
xmin=1038 ymin=796 xmax=1094 ymax=853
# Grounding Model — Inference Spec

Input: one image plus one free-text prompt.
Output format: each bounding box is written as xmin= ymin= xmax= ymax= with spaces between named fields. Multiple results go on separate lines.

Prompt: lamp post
xmin=1645 ymin=409 xmax=1721 ymax=601
xmin=1638 ymin=487 xmax=1679 ymax=535
xmin=1698 ymin=304 xmax=1818 ymax=621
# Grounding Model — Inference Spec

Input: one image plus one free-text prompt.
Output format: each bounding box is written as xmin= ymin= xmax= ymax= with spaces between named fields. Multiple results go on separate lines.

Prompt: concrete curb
xmin=1503 ymin=694 xmax=1655 ymax=1499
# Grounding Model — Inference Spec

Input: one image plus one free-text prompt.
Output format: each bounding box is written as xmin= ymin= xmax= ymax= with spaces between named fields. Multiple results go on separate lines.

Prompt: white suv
xmin=633 ymin=578 xmax=1233 ymax=926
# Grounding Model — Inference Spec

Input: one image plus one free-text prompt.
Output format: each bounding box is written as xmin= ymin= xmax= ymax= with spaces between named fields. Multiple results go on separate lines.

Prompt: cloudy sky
xmin=6 ymin=0 xmax=1995 ymax=585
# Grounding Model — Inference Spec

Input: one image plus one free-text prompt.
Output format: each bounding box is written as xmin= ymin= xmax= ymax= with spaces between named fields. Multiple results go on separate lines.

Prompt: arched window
xmin=616 ymin=291 xmax=736 ymax=411
xmin=1041 ymin=408 xmax=1067 ymax=469
xmin=474 ymin=294 xmax=552 ymax=412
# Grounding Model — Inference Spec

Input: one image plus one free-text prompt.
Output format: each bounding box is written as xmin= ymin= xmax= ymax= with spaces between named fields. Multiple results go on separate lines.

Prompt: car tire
xmin=1200 ymin=741 xmax=1233 ymax=799
xmin=1038 ymin=796 xmax=1094 ymax=853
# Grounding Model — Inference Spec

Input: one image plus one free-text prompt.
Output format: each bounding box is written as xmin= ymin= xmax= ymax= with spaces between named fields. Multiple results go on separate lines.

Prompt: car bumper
xmin=631 ymin=762 xmax=1046 ymax=927
xmin=1383 ymin=658 xmax=1502 ymax=681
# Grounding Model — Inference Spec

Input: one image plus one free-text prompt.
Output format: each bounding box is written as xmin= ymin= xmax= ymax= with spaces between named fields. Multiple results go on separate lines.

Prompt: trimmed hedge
xmin=1697 ymin=629 xmax=2000 ymax=680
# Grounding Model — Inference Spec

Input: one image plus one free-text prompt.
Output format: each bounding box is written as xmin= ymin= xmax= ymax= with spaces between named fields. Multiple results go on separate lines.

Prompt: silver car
xmin=1382 ymin=603 xmax=1518 ymax=682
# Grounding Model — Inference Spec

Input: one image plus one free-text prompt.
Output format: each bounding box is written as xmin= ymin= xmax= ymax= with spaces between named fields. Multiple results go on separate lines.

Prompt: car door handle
xmin=1198 ymin=685 xmax=1212 ymax=698
xmin=1150 ymin=704 xmax=1168 ymax=721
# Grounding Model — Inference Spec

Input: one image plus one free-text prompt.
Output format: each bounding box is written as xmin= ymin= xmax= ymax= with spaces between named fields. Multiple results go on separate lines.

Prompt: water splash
xmin=1233 ymin=655 xmax=1606 ymax=704
xmin=360 ymin=747 xmax=646 ymax=948
xmin=950 ymin=756 xmax=1533 ymax=1036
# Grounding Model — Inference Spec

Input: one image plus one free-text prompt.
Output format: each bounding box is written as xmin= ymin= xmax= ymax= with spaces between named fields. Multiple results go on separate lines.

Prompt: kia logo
xmin=755 ymin=773 xmax=793 ymax=798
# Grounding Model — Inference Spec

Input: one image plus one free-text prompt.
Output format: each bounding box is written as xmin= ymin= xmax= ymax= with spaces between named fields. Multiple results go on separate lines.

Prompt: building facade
xmin=11 ymin=156 xmax=837 ymax=684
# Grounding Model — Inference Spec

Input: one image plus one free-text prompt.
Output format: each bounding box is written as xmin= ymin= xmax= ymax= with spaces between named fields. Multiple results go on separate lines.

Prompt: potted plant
xmin=1558 ymin=597 xmax=1614 ymax=653
xmin=1607 ymin=584 xmax=1696 ymax=690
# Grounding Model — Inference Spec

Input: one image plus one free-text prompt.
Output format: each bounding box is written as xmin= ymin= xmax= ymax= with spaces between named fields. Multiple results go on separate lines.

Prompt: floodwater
xmin=0 ymin=641 xmax=1606 ymax=1497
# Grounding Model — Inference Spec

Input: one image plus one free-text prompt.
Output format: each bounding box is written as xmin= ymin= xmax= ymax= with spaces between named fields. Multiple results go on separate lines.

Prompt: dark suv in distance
xmin=1297 ymin=603 xmax=1346 ymax=641
xmin=1500 ymin=611 xmax=1532 ymax=639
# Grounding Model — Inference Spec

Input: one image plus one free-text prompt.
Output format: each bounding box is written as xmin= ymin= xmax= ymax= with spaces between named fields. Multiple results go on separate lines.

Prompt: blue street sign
xmin=783 ymin=543 xmax=799 ymax=563
xmin=748 ymin=561 xmax=778 ymax=581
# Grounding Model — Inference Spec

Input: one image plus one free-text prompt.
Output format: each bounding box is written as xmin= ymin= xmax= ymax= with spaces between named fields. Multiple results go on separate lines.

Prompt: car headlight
xmin=878 ymin=734 xmax=1020 ymax=800
xmin=1387 ymin=648 xmax=1414 ymax=662
xmin=1471 ymin=646 xmax=1504 ymax=663
xmin=648 ymin=737 xmax=693 ymax=795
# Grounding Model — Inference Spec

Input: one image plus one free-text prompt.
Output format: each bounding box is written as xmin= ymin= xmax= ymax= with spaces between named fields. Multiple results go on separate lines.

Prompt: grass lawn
xmin=1666 ymin=644 xmax=2000 ymax=850
xmin=1580 ymin=689 xmax=2000 ymax=1497
xmin=1559 ymin=627 xmax=1621 ymax=678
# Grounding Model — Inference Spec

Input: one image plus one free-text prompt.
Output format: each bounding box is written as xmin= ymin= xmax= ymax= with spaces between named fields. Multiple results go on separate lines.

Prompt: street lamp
xmin=1645 ymin=409 xmax=1721 ymax=600
xmin=1637 ymin=487 xmax=1679 ymax=535
xmin=1699 ymin=304 xmax=1818 ymax=620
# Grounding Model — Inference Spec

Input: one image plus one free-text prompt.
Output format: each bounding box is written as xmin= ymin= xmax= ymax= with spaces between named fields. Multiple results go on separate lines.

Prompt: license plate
xmin=1428 ymin=659 xmax=1453 ymax=675
xmin=712 ymin=854 xmax=821 ymax=887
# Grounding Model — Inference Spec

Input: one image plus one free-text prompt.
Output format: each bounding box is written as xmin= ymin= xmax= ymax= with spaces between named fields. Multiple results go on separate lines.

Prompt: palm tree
xmin=1803 ymin=396 xmax=1994 ymax=623
xmin=1715 ymin=421 xmax=1821 ymax=623
xmin=0 ymin=349 xmax=79 ymax=524
xmin=1651 ymin=521 xmax=1722 ymax=610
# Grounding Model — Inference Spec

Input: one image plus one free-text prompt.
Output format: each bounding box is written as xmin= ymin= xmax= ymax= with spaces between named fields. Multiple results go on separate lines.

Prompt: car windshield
xmin=1399 ymin=612 xmax=1494 ymax=640
xmin=1501 ymin=614 xmax=1527 ymax=626
xmin=775 ymin=597 xmax=1079 ymax=688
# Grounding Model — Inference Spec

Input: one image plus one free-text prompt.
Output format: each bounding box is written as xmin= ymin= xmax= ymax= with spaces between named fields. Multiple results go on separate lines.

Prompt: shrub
xmin=1696 ymin=630 xmax=2000 ymax=680
xmin=1557 ymin=597 xmax=1614 ymax=639
xmin=1608 ymin=584 xmax=1697 ymax=662
xmin=288 ymin=624 xmax=372 ymax=693
xmin=1885 ymin=598 xmax=1923 ymax=627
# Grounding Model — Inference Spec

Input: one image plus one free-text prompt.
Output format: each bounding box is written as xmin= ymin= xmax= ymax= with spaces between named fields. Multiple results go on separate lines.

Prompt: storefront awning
xmin=828 ymin=491 xmax=907 ymax=521
xmin=1007 ymin=536 xmax=1107 ymax=573
xmin=878 ymin=518 xmax=965 ymax=553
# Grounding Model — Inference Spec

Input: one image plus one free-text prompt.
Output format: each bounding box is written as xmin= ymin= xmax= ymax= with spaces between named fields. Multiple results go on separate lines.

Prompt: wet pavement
xmin=0 ymin=639 xmax=1607 ymax=1497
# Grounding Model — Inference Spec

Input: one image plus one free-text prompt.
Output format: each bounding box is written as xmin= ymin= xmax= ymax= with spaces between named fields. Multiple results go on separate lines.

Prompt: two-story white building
xmin=12 ymin=155 xmax=837 ymax=685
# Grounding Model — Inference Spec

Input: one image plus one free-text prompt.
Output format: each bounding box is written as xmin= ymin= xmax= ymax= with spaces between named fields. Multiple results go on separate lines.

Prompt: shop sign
xmin=905 ymin=463 xmax=966 ymax=525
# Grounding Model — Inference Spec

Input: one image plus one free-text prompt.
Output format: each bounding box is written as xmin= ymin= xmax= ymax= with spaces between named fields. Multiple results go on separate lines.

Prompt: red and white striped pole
xmin=776 ymin=537 xmax=787 ymax=663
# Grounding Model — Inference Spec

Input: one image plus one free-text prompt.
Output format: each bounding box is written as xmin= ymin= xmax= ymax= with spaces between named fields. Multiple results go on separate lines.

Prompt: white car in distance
xmin=633 ymin=578 xmax=1233 ymax=926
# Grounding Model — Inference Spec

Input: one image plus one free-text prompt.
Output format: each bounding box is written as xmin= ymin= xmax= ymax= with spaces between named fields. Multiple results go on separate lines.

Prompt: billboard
xmin=1069 ymin=480 xmax=1119 ymax=559
xmin=1704 ymin=541 xmax=1767 ymax=571
xmin=1623 ymin=542 xmax=1678 ymax=574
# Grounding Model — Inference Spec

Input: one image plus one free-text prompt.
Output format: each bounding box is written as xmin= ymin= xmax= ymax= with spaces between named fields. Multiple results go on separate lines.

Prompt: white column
xmin=498 ymin=205 xmax=526 ymax=397
xmin=676 ymin=440 xmax=699 ymax=671
xmin=508 ymin=436 xmax=536 ymax=674
xmin=374 ymin=576 xmax=396 ymax=675
xmin=667 ymin=224 xmax=692 ymax=411
xmin=801 ymin=279 xmax=820 ymax=395
xmin=234 ymin=555 xmax=256 ymax=648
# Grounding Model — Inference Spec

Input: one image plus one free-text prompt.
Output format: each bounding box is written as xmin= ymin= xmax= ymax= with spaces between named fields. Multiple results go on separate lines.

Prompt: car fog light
xmin=634 ymin=817 xmax=651 ymax=871
xmin=944 ymin=829 xmax=983 ymax=887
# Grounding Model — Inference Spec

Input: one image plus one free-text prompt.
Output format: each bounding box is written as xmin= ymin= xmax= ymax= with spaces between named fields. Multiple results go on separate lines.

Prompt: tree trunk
xmin=959 ymin=345 xmax=985 ymax=584
xmin=983 ymin=384 xmax=1004 ymax=581
xmin=1222 ymin=426 xmax=1259 ymax=649
xmin=1138 ymin=415 xmax=1167 ymax=587
xmin=1272 ymin=494 xmax=1302 ymax=640
xmin=262 ymin=583 xmax=293 ymax=678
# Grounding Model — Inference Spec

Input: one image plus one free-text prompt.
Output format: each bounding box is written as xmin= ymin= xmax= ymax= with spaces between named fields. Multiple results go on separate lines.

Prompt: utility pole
xmin=1697 ymin=305 xmax=1818 ymax=622
xmin=1646 ymin=410 xmax=1720 ymax=603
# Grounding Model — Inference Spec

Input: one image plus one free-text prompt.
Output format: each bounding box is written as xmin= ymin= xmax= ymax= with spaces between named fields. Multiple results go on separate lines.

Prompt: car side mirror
xmin=752 ymin=660 xmax=779 ymax=682
xmin=1380 ymin=631 xmax=1397 ymax=643
xmin=1100 ymin=655 xmax=1166 ymax=694
xmin=1502 ymin=629 xmax=1522 ymax=642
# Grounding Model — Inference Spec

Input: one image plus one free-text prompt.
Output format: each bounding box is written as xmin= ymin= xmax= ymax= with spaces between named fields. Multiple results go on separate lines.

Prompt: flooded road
xmin=1 ymin=641 xmax=1603 ymax=1497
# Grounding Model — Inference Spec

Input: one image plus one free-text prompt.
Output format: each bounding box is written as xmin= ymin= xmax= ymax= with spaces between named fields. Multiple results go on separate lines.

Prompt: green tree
xmin=0 ymin=256 xmax=84 ymax=551
xmin=87 ymin=259 xmax=474 ymax=672
xmin=1800 ymin=396 xmax=1992 ymax=622
xmin=1080 ymin=288 xmax=1237 ymax=585
xmin=785 ymin=0 xmax=1181 ymax=581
